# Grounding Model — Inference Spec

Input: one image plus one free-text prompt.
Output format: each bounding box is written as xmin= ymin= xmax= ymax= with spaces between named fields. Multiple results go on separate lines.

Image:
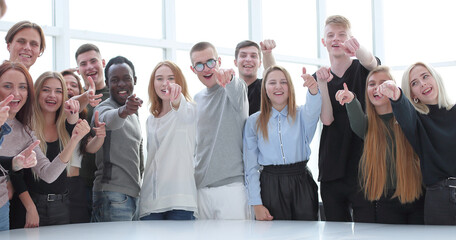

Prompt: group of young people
xmin=0 ymin=13 xmax=455 ymax=232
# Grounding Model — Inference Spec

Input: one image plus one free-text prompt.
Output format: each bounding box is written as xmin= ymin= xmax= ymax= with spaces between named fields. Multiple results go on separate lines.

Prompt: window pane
xmin=175 ymin=0 xmax=249 ymax=48
xmin=1 ymin=0 xmax=52 ymax=26
xmin=262 ymin=1 xmax=318 ymax=58
xmin=383 ymin=0 xmax=454 ymax=65
xmin=326 ymin=0 xmax=373 ymax=51
xmin=69 ymin=0 xmax=162 ymax=39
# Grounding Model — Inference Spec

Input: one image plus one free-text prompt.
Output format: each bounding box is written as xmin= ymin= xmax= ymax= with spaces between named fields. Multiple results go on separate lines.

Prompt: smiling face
xmin=191 ymin=47 xmax=220 ymax=88
xmin=367 ymin=71 xmax=392 ymax=113
xmin=38 ymin=78 xmax=63 ymax=114
xmin=322 ymin=23 xmax=351 ymax=58
xmin=265 ymin=70 xmax=289 ymax=111
xmin=76 ymin=50 xmax=106 ymax=90
xmin=63 ymin=74 xmax=80 ymax=98
xmin=107 ymin=63 xmax=135 ymax=106
xmin=154 ymin=65 xmax=176 ymax=101
xmin=0 ymin=69 xmax=28 ymax=118
xmin=234 ymin=46 xmax=261 ymax=81
xmin=7 ymin=28 xmax=42 ymax=69
xmin=408 ymin=65 xmax=439 ymax=105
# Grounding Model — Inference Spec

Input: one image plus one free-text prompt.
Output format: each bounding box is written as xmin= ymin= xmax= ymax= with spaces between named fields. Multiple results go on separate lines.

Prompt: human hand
xmin=85 ymin=76 xmax=103 ymax=107
xmin=253 ymin=205 xmax=273 ymax=221
xmin=12 ymin=140 xmax=40 ymax=172
xmin=301 ymin=67 xmax=318 ymax=95
xmin=335 ymin=83 xmax=354 ymax=106
xmin=120 ymin=94 xmax=143 ymax=117
xmin=316 ymin=67 xmax=333 ymax=83
xmin=72 ymin=119 xmax=90 ymax=141
xmin=64 ymin=99 xmax=80 ymax=116
xmin=260 ymin=39 xmax=276 ymax=54
xmin=24 ymin=206 xmax=39 ymax=228
xmin=166 ymin=82 xmax=182 ymax=106
xmin=378 ymin=80 xmax=401 ymax=101
xmin=340 ymin=37 xmax=360 ymax=57
xmin=0 ymin=94 xmax=13 ymax=126
xmin=213 ymin=68 xmax=235 ymax=88
xmin=92 ymin=111 xmax=106 ymax=138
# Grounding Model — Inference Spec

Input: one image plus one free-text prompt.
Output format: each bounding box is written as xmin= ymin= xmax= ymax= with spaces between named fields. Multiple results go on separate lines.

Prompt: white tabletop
xmin=1 ymin=220 xmax=455 ymax=240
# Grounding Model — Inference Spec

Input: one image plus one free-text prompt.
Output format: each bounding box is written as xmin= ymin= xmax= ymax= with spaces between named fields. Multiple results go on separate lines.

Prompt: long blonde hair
xmin=360 ymin=66 xmax=422 ymax=204
xmin=256 ymin=66 xmax=296 ymax=141
xmin=148 ymin=61 xmax=192 ymax=117
xmin=401 ymin=62 xmax=454 ymax=114
xmin=32 ymin=71 xmax=70 ymax=159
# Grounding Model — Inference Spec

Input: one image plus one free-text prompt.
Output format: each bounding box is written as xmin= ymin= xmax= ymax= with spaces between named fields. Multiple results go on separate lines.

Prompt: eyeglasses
xmin=193 ymin=59 xmax=217 ymax=72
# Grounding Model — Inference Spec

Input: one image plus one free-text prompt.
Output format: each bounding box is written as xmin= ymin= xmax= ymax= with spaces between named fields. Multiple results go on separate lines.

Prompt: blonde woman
xmin=379 ymin=62 xmax=456 ymax=225
xmin=9 ymin=71 xmax=90 ymax=228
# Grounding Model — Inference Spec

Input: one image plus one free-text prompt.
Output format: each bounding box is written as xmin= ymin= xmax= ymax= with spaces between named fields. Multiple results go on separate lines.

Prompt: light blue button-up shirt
xmin=243 ymin=91 xmax=321 ymax=205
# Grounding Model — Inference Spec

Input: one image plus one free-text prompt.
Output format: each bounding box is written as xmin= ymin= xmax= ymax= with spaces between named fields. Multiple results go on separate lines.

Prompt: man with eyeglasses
xmin=190 ymin=42 xmax=250 ymax=220
xmin=234 ymin=40 xmax=276 ymax=115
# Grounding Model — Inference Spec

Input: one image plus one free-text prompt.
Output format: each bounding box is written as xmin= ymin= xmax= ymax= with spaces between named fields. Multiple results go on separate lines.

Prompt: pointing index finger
xmin=0 ymin=95 xmax=14 ymax=107
xmin=23 ymin=140 xmax=40 ymax=157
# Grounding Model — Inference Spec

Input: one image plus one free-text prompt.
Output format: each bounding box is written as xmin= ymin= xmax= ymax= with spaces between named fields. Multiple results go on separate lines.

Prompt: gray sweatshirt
xmin=93 ymin=98 xmax=143 ymax=198
xmin=194 ymin=77 xmax=248 ymax=189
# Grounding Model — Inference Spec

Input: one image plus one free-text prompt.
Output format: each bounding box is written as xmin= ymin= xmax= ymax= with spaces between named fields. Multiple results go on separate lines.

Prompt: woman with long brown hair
xmin=336 ymin=66 xmax=424 ymax=224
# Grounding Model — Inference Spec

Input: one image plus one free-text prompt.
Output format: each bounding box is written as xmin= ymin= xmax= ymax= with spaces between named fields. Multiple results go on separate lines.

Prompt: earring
xmin=413 ymin=98 xmax=419 ymax=103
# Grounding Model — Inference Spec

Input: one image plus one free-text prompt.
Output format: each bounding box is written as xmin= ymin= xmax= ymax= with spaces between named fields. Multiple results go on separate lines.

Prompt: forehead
xmin=409 ymin=65 xmax=429 ymax=79
xmin=76 ymin=50 xmax=101 ymax=63
xmin=63 ymin=75 xmax=78 ymax=83
xmin=191 ymin=47 xmax=217 ymax=64
xmin=0 ymin=69 xmax=27 ymax=83
xmin=108 ymin=63 xmax=133 ymax=78
xmin=324 ymin=23 xmax=349 ymax=35
xmin=267 ymin=70 xmax=286 ymax=81
xmin=12 ymin=28 xmax=41 ymax=42
xmin=238 ymin=46 xmax=260 ymax=55
xmin=43 ymin=77 xmax=62 ymax=88
xmin=155 ymin=65 xmax=173 ymax=75
xmin=368 ymin=71 xmax=390 ymax=81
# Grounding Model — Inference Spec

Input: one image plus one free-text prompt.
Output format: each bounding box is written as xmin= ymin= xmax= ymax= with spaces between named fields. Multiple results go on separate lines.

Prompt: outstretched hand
xmin=335 ymin=83 xmax=354 ymax=106
xmin=120 ymin=94 xmax=143 ymax=118
xmin=378 ymin=80 xmax=401 ymax=101
xmin=316 ymin=67 xmax=333 ymax=83
xmin=165 ymin=82 xmax=182 ymax=106
xmin=301 ymin=67 xmax=318 ymax=95
xmin=12 ymin=140 xmax=40 ymax=172
xmin=92 ymin=111 xmax=106 ymax=138
xmin=213 ymin=68 xmax=235 ymax=88
xmin=340 ymin=37 xmax=360 ymax=57
xmin=85 ymin=76 xmax=103 ymax=107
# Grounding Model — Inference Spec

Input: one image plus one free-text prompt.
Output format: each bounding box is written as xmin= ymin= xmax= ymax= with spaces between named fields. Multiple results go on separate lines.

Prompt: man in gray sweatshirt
xmin=190 ymin=42 xmax=250 ymax=219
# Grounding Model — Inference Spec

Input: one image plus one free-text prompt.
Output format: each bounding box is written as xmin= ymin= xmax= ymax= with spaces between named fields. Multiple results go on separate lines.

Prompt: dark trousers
xmin=424 ymin=178 xmax=456 ymax=225
xmin=31 ymin=191 xmax=70 ymax=226
xmin=376 ymin=191 xmax=425 ymax=224
xmin=68 ymin=176 xmax=90 ymax=223
xmin=321 ymin=178 xmax=375 ymax=223
xmin=260 ymin=161 xmax=318 ymax=220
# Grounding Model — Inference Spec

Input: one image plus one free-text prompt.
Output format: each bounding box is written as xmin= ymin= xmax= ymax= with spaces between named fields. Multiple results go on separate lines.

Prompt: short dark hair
xmin=104 ymin=56 xmax=136 ymax=85
xmin=75 ymin=43 xmax=101 ymax=61
xmin=189 ymin=42 xmax=217 ymax=64
xmin=235 ymin=40 xmax=261 ymax=60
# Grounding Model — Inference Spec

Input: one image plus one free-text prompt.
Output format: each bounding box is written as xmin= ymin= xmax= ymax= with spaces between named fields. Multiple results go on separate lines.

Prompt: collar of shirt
xmin=271 ymin=105 xmax=289 ymax=119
